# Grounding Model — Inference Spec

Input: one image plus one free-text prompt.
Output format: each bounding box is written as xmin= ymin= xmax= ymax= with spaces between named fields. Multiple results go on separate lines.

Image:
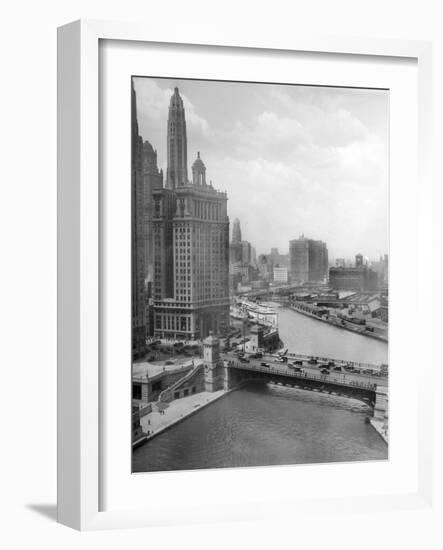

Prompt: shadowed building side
xmin=132 ymin=82 xmax=147 ymax=359
xmin=142 ymin=139 xmax=163 ymax=285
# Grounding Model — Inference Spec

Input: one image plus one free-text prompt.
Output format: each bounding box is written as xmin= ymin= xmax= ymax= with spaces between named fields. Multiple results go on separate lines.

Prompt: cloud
xmin=134 ymin=79 xmax=209 ymax=142
xmin=134 ymin=77 xmax=388 ymax=259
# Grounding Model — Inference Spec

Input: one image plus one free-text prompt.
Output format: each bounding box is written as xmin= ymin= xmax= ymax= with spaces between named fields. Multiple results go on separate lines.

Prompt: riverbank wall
xmin=133 ymin=389 xmax=233 ymax=449
xmin=370 ymin=418 xmax=389 ymax=444
xmin=285 ymin=304 xmax=388 ymax=343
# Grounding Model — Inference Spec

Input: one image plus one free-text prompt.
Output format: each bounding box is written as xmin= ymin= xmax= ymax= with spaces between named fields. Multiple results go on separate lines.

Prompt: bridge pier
xmin=373 ymin=386 xmax=388 ymax=422
xmin=371 ymin=386 xmax=389 ymax=442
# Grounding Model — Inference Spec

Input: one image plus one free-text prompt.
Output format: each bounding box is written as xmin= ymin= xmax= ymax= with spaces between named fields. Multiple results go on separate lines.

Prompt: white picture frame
xmin=57 ymin=19 xmax=433 ymax=531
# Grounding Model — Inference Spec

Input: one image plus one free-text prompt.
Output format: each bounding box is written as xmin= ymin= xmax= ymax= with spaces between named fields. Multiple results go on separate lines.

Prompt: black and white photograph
xmin=5 ymin=0 xmax=441 ymax=543
xmin=131 ymin=76 xmax=389 ymax=473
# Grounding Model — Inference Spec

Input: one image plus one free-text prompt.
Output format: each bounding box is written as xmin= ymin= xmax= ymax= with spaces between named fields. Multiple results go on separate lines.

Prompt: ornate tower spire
xmin=166 ymin=87 xmax=188 ymax=189
xmin=192 ymin=151 xmax=207 ymax=186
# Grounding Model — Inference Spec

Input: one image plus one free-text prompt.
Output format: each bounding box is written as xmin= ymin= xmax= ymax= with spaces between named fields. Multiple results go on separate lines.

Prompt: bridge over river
xmin=223 ymin=354 xmax=388 ymax=408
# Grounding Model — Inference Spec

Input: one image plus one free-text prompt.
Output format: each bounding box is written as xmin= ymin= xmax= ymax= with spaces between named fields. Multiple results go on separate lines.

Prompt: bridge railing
xmin=284 ymin=351 xmax=382 ymax=371
xmin=227 ymin=361 xmax=378 ymax=391
xmin=158 ymin=363 xmax=202 ymax=403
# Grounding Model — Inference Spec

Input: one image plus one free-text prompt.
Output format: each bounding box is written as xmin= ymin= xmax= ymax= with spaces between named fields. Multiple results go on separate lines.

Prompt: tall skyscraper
xmin=241 ymin=240 xmax=252 ymax=265
xmin=166 ymin=87 xmax=188 ymax=189
xmin=229 ymin=218 xmax=243 ymax=265
xmin=152 ymin=88 xmax=230 ymax=339
xmin=131 ymin=82 xmax=147 ymax=358
xmin=142 ymin=140 xmax=163 ymax=283
xmin=232 ymin=218 xmax=242 ymax=244
xmin=289 ymin=235 xmax=328 ymax=283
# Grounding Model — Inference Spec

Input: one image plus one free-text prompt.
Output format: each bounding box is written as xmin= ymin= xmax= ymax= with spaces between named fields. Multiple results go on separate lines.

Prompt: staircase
xmin=158 ymin=363 xmax=203 ymax=403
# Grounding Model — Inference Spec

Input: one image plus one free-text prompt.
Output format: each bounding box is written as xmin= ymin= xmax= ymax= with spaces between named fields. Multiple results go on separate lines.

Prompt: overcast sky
xmin=133 ymin=77 xmax=389 ymax=260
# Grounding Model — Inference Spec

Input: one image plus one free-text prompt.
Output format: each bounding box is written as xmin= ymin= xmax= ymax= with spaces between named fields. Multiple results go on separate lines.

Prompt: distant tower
xmin=192 ymin=152 xmax=206 ymax=186
xmin=232 ymin=218 xmax=242 ymax=244
xmin=355 ymin=253 xmax=364 ymax=268
xmin=203 ymin=332 xmax=224 ymax=392
xmin=166 ymin=87 xmax=188 ymax=189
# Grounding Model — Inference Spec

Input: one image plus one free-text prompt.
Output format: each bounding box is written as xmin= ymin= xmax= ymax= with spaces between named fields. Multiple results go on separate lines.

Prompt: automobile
xmin=293 ymin=360 xmax=303 ymax=365
xmin=327 ymin=361 xmax=335 ymax=367
xmin=290 ymin=366 xmax=303 ymax=373
xmin=239 ymin=357 xmax=250 ymax=363
xmin=333 ymin=366 xmax=342 ymax=372
xmin=165 ymin=360 xmax=174 ymax=365
xmin=308 ymin=358 xmax=318 ymax=364
xmin=260 ymin=362 xmax=270 ymax=368
xmin=321 ymin=368 xmax=330 ymax=375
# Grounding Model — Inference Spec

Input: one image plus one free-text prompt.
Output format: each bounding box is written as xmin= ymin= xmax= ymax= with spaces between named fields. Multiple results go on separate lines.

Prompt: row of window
xmin=155 ymin=313 xmax=191 ymax=332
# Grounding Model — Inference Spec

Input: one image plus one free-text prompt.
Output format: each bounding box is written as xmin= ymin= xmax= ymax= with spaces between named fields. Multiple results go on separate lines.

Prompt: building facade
xmin=329 ymin=266 xmax=378 ymax=291
xmin=142 ymin=140 xmax=163 ymax=284
xmin=273 ymin=266 xmax=288 ymax=283
xmin=257 ymin=254 xmax=273 ymax=281
xmin=152 ymin=88 xmax=230 ymax=340
xmin=289 ymin=235 xmax=328 ymax=283
xmin=241 ymin=240 xmax=252 ymax=265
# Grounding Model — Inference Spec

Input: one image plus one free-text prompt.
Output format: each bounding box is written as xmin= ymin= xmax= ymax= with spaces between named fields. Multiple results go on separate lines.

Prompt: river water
xmin=133 ymin=306 xmax=388 ymax=472
xmin=276 ymin=305 xmax=388 ymax=365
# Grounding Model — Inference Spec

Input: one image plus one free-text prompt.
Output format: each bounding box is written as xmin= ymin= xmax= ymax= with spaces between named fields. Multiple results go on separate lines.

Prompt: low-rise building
xmin=329 ymin=266 xmax=378 ymax=291
xmin=273 ymin=266 xmax=288 ymax=283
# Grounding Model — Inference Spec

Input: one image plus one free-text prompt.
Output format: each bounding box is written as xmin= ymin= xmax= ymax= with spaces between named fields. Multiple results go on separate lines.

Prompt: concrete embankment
xmin=369 ymin=418 xmax=388 ymax=444
xmin=134 ymin=389 xmax=232 ymax=448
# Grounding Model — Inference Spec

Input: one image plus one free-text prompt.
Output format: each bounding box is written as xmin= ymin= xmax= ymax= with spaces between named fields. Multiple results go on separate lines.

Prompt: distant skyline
xmin=133 ymin=77 xmax=389 ymax=259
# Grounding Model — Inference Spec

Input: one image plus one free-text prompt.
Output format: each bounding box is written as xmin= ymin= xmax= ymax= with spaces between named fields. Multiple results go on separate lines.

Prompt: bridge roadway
xmin=221 ymin=351 xmax=387 ymax=391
